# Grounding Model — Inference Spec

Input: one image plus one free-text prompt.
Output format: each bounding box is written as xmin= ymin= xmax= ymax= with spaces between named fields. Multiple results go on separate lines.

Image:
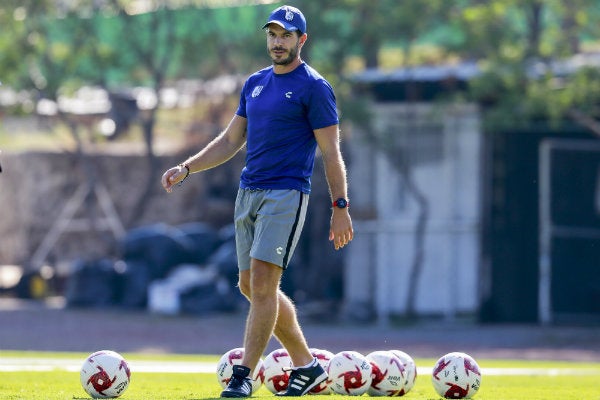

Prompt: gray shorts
xmin=234 ymin=188 xmax=308 ymax=270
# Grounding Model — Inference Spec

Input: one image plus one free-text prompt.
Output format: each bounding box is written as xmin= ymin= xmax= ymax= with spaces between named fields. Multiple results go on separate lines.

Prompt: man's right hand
xmin=161 ymin=165 xmax=188 ymax=193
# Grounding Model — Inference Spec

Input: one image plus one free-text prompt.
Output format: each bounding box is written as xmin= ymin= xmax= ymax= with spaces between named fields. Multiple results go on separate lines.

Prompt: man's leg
xmin=272 ymin=289 xmax=313 ymax=367
xmin=237 ymin=258 xmax=327 ymax=397
xmin=239 ymin=258 xmax=281 ymax=372
xmin=272 ymin=290 xmax=328 ymax=397
xmin=238 ymin=259 xmax=313 ymax=369
xmin=222 ymin=259 xmax=281 ymax=398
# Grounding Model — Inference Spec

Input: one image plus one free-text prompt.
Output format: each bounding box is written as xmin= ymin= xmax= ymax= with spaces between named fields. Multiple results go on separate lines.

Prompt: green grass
xmin=0 ymin=351 xmax=599 ymax=399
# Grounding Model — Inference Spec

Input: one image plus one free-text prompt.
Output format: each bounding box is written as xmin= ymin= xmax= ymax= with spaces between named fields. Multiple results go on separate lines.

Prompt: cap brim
xmin=262 ymin=20 xmax=299 ymax=32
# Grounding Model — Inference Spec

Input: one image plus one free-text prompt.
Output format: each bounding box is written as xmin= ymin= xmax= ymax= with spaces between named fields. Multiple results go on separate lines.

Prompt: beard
xmin=269 ymin=43 xmax=299 ymax=66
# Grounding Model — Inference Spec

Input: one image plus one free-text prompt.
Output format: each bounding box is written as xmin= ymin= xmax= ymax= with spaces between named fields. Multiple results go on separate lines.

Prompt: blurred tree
xmin=104 ymin=2 xmax=179 ymax=224
xmin=349 ymin=0 xmax=451 ymax=319
xmin=102 ymin=2 xmax=272 ymax=224
xmin=292 ymin=0 xmax=453 ymax=319
xmin=0 ymin=1 xmax=273 ymax=225
xmin=0 ymin=3 xmax=30 ymax=96
xmin=0 ymin=2 xmax=98 ymax=117
xmin=450 ymin=0 xmax=600 ymax=132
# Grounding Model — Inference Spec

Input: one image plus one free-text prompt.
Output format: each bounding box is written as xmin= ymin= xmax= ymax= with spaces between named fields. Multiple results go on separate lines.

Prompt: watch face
xmin=335 ymin=198 xmax=347 ymax=208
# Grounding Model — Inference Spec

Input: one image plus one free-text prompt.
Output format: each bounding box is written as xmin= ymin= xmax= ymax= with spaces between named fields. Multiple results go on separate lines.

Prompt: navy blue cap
xmin=262 ymin=5 xmax=306 ymax=34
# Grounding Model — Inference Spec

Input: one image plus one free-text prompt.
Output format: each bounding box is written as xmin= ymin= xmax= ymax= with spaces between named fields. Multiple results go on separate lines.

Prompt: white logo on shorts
xmin=276 ymin=247 xmax=283 ymax=255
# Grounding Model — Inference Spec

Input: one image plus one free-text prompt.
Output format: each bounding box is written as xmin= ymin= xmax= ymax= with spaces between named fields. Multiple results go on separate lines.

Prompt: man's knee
xmin=238 ymin=277 xmax=275 ymax=301
xmin=238 ymin=270 xmax=251 ymax=299
xmin=238 ymin=279 xmax=251 ymax=299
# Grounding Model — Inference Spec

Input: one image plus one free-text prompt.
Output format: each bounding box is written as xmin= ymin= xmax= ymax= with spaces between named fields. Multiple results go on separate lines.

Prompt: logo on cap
xmin=262 ymin=5 xmax=306 ymax=33
xmin=285 ymin=8 xmax=294 ymax=22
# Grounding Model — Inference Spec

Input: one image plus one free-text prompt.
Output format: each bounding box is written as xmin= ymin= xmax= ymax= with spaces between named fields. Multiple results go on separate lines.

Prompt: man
xmin=161 ymin=5 xmax=353 ymax=398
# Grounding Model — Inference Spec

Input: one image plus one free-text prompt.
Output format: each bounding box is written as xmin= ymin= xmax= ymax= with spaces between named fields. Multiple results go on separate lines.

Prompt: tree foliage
xmin=450 ymin=0 xmax=600 ymax=131
xmin=2 ymin=1 xmax=600 ymax=133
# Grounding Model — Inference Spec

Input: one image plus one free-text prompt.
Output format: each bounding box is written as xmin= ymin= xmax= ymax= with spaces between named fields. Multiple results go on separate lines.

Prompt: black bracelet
xmin=178 ymin=163 xmax=190 ymax=186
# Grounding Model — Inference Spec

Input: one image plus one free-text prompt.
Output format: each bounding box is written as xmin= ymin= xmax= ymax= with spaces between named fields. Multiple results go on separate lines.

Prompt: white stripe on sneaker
xmin=290 ymin=374 xmax=309 ymax=390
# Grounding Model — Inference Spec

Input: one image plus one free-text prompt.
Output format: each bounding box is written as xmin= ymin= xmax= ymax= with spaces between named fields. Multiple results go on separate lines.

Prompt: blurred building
xmin=346 ymin=61 xmax=600 ymax=324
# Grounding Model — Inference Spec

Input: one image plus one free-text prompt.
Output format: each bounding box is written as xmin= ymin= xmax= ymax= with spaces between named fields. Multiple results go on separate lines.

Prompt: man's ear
xmin=300 ymin=33 xmax=308 ymax=46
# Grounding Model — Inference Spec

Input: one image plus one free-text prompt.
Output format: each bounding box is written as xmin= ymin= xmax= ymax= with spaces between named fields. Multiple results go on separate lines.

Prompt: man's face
xmin=266 ymin=24 xmax=303 ymax=66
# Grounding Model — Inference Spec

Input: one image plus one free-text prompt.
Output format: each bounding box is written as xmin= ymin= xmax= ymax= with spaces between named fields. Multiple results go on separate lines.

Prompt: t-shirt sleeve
xmin=307 ymin=79 xmax=339 ymax=130
xmin=236 ymin=80 xmax=248 ymax=118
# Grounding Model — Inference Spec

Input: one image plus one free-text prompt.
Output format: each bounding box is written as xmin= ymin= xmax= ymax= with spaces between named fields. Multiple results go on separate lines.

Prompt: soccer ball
xmin=309 ymin=348 xmax=335 ymax=394
xmin=431 ymin=352 xmax=482 ymax=399
xmin=216 ymin=347 xmax=264 ymax=393
xmin=262 ymin=348 xmax=293 ymax=394
xmin=366 ymin=350 xmax=406 ymax=396
xmin=389 ymin=349 xmax=417 ymax=394
xmin=80 ymin=350 xmax=131 ymax=399
xmin=327 ymin=351 xmax=372 ymax=396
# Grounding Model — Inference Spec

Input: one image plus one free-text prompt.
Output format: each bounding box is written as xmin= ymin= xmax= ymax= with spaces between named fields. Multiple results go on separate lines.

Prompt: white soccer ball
xmin=389 ymin=349 xmax=417 ymax=395
xmin=309 ymin=348 xmax=335 ymax=394
xmin=262 ymin=348 xmax=293 ymax=394
xmin=366 ymin=350 xmax=406 ymax=396
xmin=431 ymin=352 xmax=482 ymax=399
xmin=80 ymin=350 xmax=131 ymax=399
xmin=327 ymin=351 xmax=372 ymax=396
xmin=215 ymin=347 xmax=264 ymax=393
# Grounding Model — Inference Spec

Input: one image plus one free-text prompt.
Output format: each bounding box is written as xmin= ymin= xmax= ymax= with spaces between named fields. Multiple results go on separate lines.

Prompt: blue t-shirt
xmin=236 ymin=63 xmax=339 ymax=194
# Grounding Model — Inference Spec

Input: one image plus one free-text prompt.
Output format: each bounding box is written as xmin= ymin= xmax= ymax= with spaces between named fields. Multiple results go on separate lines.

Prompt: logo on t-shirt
xmin=251 ymin=86 xmax=263 ymax=98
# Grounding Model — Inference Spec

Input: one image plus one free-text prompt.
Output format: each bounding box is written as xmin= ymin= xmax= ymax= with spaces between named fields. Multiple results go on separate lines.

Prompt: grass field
xmin=0 ymin=351 xmax=599 ymax=400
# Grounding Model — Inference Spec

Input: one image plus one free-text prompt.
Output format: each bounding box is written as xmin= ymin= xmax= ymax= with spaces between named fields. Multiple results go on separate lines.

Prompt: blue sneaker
xmin=221 ymin=365 xmax=253 ymax=398
xmin=275 ymin=360 xmax=328 ymax=396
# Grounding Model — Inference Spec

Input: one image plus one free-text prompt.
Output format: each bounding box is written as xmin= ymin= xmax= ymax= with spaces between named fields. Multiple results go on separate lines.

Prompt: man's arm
xmin=161 ymin=114 xmax=247 ymax=192
xmin=314 ymin=124 xmax=353 ymax=250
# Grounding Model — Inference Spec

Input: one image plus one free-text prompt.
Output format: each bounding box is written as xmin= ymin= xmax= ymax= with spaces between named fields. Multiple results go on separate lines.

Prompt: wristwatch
xmin=332 ymin=198 xmax=349 ymax=209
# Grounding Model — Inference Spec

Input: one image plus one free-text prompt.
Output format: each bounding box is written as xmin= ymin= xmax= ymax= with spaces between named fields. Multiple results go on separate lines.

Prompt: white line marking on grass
xmin=0 ymin=359 xmax=598 ymax=376
xmin=0 ymin=358 xmax=215 ymax=373
xmin=417 ymin=366 xmax=600 ymax=376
